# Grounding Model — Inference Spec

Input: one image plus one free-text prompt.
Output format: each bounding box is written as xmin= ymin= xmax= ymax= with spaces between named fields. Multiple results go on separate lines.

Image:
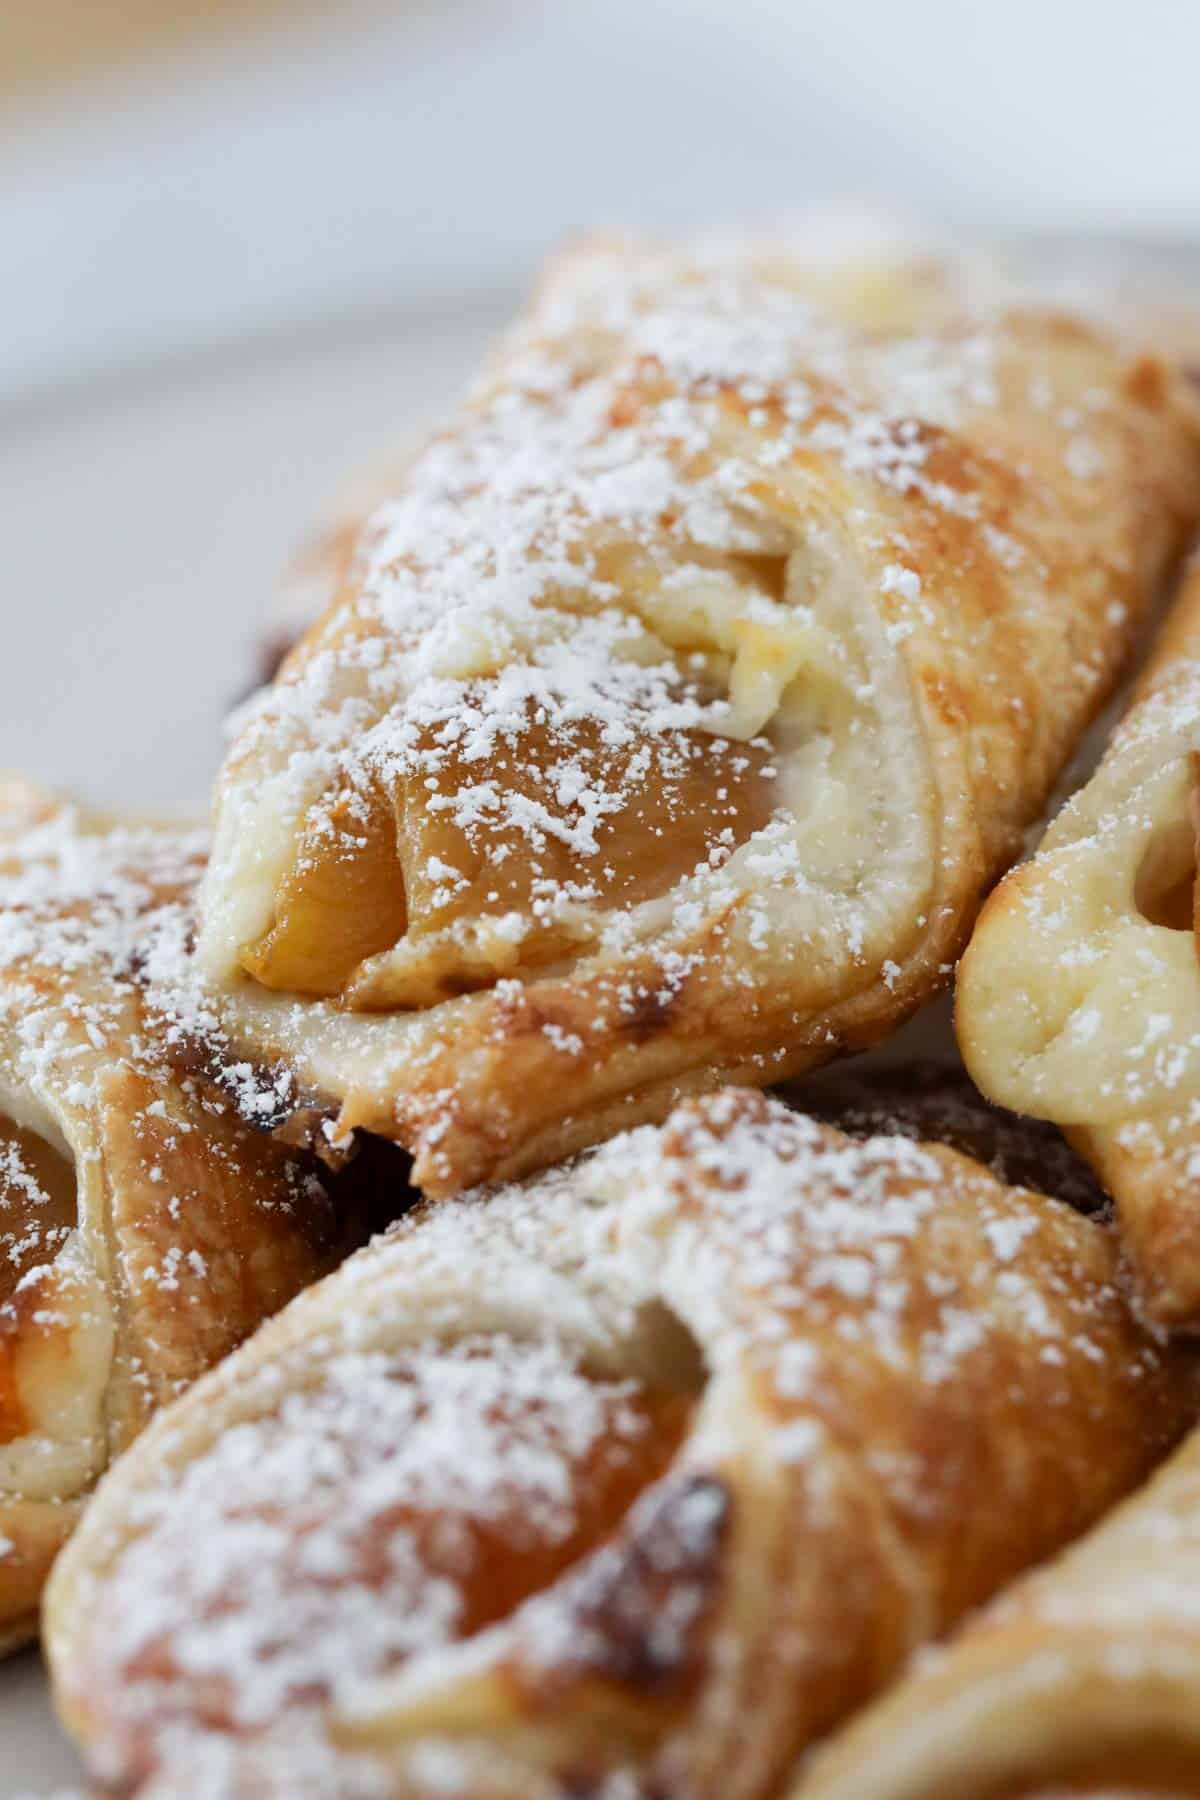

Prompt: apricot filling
xmin=241 ymin=784 xmax=408 ymax=999
xmin=0 ymin=1117 xmax=78 ymax=1442
xmin=83 ymin=1334 xmax=697 ymax=1779
xmin=240 ymin=593 xmax=790 ymax=1008
xmin=1134 ymin=812 xmax=1198 ymax=937
xmin=0 ymin=1118 xmax=76 ymax=1310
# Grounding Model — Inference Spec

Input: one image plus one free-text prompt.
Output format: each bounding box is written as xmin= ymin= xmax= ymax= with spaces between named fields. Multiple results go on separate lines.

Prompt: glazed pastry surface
xmin=45 ymin=1089 xmax=1199 ymax=1798
xmin=192 ymin=233 xmax=1200 ymax=1195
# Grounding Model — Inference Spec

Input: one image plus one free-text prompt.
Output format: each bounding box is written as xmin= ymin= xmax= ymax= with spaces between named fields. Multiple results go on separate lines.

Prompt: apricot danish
xmin=0 ymin=777 xmax=374 ymax=1648
xmin=45 ymin=1089 xmax=1198 ymax=1797
xmin=192 ymin=233 xmax=1200 ymax=1196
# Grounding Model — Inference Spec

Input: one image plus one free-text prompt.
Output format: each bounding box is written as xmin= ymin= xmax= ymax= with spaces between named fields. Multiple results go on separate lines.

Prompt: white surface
xmin=6 ymin=0 xmax=1200 ymax=414
xmin=0 ymin=1 xmax=877 ymax=411
xmin=1 ymin=293 xmax=506 ymax=818
xmin=0 ymin=1649 xmax=78 ymax=1795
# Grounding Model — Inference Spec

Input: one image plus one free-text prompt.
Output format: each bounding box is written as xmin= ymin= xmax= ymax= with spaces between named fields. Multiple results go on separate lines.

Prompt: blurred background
xmin=1 ymin=0 xmax=1199 ymax=1784
xmin=3 ymin=0 xmax=1200 ymax=819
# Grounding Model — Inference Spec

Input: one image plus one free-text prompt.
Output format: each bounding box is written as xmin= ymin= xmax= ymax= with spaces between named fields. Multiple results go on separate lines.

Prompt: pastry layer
xmin=796 ymin=1421 xmax=1200 ymax=1800
xmin=45 ymin=1089 xmax=1199 ymax=1797
xmin=0 ymin=778 xmax=384 ymax=1647
xmin=193 ymin=233 xmax=1200 ymax=1195
xmin=958 ymin=556 xmax=1200 ymax=1325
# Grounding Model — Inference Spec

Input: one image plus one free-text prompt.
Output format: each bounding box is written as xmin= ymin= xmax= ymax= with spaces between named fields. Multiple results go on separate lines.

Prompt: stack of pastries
xmin=13 ymin=228 xmax=1200 ymax=1795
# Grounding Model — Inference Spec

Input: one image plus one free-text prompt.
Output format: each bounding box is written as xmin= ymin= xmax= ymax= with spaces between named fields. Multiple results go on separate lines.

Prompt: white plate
xmin=0 ymin=287 xmax=512 ymax=817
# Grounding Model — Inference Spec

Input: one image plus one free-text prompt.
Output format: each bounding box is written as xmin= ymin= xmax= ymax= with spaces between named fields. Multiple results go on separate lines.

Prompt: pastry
xmin=790 ymin=1058 xmax=1108 ymax=1212
xmin=0 ymin=776 xmax=379 ymax=1649
xmin=958 ymin=554 xmax=1200 ymax=1326
xmin=44 ymin=1089 xmax=1198 ymax=1797
xmin=796 ymin=1420 xmax=1200 ymax=1799
xmin=188 ymin=232 xmax=1200 ymax=1196
xmin=251 ymin=447 xmax=420 ymax=693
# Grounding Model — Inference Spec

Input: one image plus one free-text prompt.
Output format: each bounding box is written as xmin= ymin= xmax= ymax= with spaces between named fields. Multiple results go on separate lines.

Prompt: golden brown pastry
xmin=795 ymin=1422 xmax=1200 ymax=1800
xmin=44 ymin=1088 xmax=1198 ymax=1798
xmin=958 ymin=556 xmax=1200 ymax=1326
xmin=0 ymin=776 xmax=371 ymax=1650
xmin=187 ymin=232 xmax=1200 ymax=1198
xmin=251 ymin=446 xmax=421 ymax=692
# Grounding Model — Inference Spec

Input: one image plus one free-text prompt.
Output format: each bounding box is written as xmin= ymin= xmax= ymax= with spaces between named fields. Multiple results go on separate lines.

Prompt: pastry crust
xmin=958 ymin=556 xmax=1200 ymax=1326
xmin=795 ymin=1422 xmax=1200 ymax=1800
xmin=44 ymin=1089 xmax=1198 ymax=1798
xmin=190 ymin=233 xmax=1200 ymax=1197
xmin=251 ymin=445 xmax=422 ymax=692
xmin=0 ymin=777 xmax=368 ymax=1648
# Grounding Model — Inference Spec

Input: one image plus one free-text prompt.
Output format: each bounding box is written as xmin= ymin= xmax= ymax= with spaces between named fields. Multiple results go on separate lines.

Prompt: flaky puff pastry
xmin=44 ymin=1089 xmax=1199 ymax=1799
xmin=796 ymin=1421 xmax=1200 ymax=1800
xmin=959 ymin=556 xmax=1200 ymax=1327
xmin=192 ymin=233 xmax=1200 ymax=1198
xmin=0 ymin=777 xmax=365 ymax=1651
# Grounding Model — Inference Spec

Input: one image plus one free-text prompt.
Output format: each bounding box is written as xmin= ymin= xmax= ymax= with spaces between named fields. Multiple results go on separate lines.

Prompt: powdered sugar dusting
xmin=0 ymin=790 xmax=291 ymax=1127
xmin=84 ymin=1335 xmax=667 ymax=1796
xmin=621 ymin=1092 xmax=1141 ymax=1393
xmin=0 ymin=794 xmax=205 ymax=1099
xmin=204 ymin=232 xmax=1070 ymax=1012
xmin=0 ymin=786 xmax=361 ymax=1515
xmin=0 ymin=1121 xmax=77 ymax=1301
xmin=59 ymin=1091 xmax=1186 ymax=1798
xmin=795 ymin=1062 xmax=1107 ymax=1214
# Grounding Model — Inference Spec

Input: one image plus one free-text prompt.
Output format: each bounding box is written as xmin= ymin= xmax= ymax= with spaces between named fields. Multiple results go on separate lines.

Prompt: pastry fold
xmin=190 ymin=234 xmax=1200 ymax=1197
xmin=795 ymin=1423 xmax=1200 ymax=1800
xmin=958 ymin=556 xmax=1200 ymax=1326
xmin=44 ymin=1088 xmax=1198 ymax=1799
xmin=0 ymin=777 xmax=362 ymax=1649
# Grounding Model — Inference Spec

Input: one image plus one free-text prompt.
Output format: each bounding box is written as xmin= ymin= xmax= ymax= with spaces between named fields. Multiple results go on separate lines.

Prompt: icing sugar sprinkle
xmin=63 ymin=1091 xmax=1173 ymax=1797
xmin=217 ymin=235 xmax=1057 ymax=1004
xmin=79 ymin=1336 xmax=663 ymax=1798
xmin=0 ymin=797 xmax=207 ymax=1097
xmin=0 ymin=794 xmax=289 ymax=1124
